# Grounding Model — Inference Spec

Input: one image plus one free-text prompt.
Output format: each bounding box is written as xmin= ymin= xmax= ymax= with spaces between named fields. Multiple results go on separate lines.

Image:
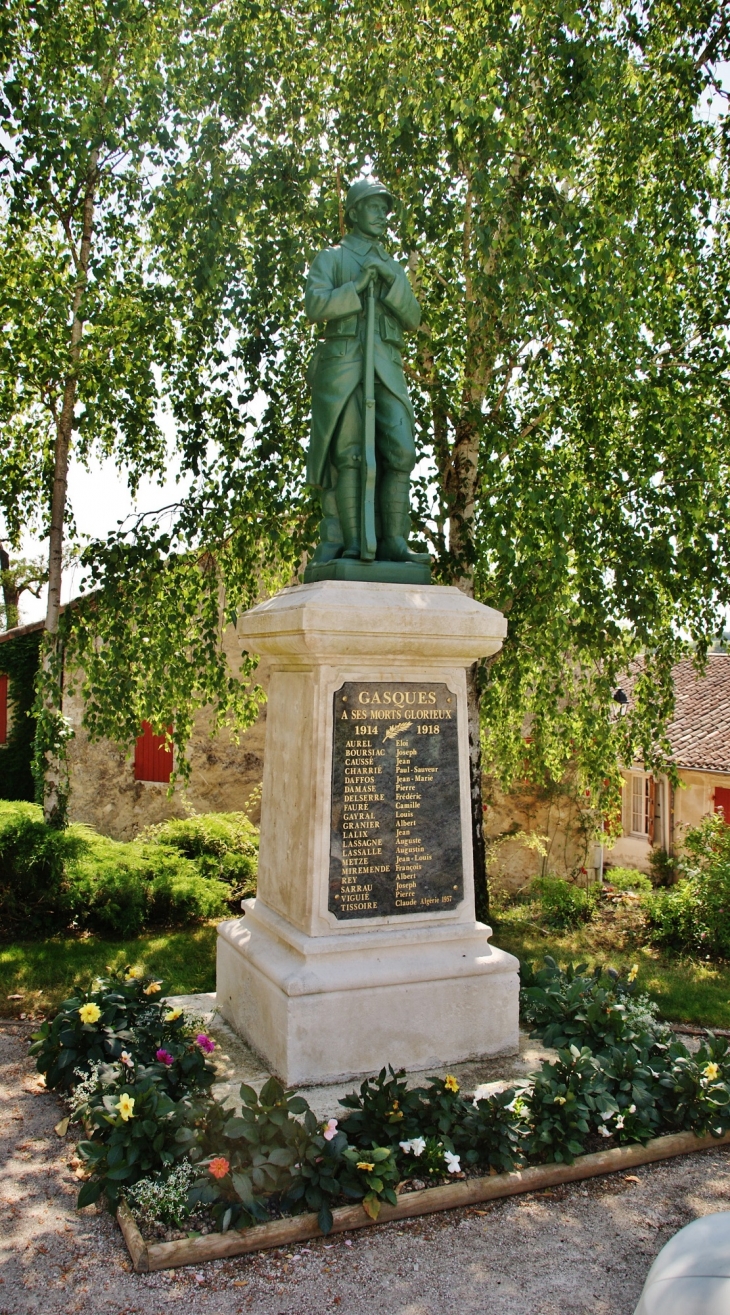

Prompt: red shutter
xmin=134 ymin=721 xmax=173 ymax=783
xmin=0 ymin=673 xmax=7 ymax=745
xmin=714 ymin=787 xmax=730 ymax=824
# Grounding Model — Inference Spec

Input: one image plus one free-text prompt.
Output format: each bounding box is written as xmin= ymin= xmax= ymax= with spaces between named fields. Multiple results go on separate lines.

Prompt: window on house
xmin=630 ymin=774 xmax=649 ymax=836
xmin=714 ymin=787 xmax=730 ymax=824
xmin=134 ymin=721 xmax=173 ymax=783
xmin=0 ymin=673 xmax=7 ymax=745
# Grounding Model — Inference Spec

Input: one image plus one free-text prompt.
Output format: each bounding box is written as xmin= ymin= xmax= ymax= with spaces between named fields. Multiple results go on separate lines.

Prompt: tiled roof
xmin=665 ymin=654 xmax=730 ymax=774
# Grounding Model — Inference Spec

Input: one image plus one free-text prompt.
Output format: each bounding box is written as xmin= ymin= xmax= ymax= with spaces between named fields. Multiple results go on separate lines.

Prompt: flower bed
xmin=30 ymin=956 xmax=730 ymax=1267
xmin=116 ymin=1128 xmax=730 ymax=1272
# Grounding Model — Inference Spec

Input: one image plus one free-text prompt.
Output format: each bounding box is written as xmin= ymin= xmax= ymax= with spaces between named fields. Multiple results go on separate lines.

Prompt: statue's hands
xmin=354 ymin=254 xmax=396 ymax=294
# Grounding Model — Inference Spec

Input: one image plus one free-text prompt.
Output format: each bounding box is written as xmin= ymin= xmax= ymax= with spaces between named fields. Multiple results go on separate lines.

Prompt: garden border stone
xmin=116 ymin=1127 xmax=730 ymax=1272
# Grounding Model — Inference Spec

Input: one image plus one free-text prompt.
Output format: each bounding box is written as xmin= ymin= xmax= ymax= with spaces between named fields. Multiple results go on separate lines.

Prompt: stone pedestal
xmin=217 ymin=580 xmax=519 ymax=1086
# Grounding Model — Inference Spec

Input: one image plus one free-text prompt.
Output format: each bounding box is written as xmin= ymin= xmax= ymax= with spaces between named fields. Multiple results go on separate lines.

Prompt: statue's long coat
xmin=304 ymin=231 xmax=421 ymax=488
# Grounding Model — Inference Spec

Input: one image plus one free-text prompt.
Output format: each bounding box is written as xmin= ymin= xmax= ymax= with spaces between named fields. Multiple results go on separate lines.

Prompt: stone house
xmin=485 ymin=654 xmax=730 ymax=891
xmin=0 ymin=615 xmax=268 ymax=837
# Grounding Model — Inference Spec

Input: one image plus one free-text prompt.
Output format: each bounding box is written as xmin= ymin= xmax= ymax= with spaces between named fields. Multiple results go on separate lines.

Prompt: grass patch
xmin=0 ymin=923 xmax=219 ymax=1018
xmin=493 ymin=910 xmax=730 ymax=1030
xmin=6 ymin=907 xmax=730 ymax=1032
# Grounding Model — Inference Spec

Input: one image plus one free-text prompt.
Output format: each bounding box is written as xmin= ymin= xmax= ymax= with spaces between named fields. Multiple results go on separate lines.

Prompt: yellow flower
xmin=554 ymin=1096 xmax=567 ymax=1105
xmin=165 ymin=1008 xmax=182 ymax=1022
xmin=628 ymin=964 xmax=639 ymax=983
xmin=79 ymin=1003 xmax=101 ymax=1025
xmin=704 ymin=1062 xmax=720 ymax=1082
xmin=116 ymin=1093 xmax=135 ymax=1122
xmin=143 ymin=982 xmax=162 ymax=995
xmin=444 ymin=1075 xmax=460 ymax=1093
xmin=125 ymin=968 xmax=143 ymax=982
xmin=357 ymin=1162 xmax=375 ymax=1173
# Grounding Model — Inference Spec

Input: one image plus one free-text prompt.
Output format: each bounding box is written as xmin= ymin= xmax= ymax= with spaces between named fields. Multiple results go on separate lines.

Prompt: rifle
xmin=360 ymin=276 xmax=377 ymax=561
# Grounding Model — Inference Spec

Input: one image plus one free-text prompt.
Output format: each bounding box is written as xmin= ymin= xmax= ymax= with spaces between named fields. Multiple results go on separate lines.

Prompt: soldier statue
xmin=303 ymin=177 xmax=429 ymax=577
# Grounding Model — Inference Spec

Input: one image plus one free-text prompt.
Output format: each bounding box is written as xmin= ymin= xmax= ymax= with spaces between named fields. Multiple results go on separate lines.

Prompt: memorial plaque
xmin=328 ymin=681 xmax=463 ymax=919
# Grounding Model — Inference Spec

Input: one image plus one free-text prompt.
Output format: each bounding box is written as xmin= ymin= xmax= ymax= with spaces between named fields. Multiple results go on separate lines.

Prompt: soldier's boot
xmin=335 ymin=466 xmax=361 ymax=559
xmin=377 ymin=470 xmax=430 ymax=563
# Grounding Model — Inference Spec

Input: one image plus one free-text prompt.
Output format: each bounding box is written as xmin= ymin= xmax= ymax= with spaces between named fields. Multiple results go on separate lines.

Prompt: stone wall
xmin=483 ymin=778 xmax=593 ymax=893
xmin=64 ymin=623 xmax=268 ymax=840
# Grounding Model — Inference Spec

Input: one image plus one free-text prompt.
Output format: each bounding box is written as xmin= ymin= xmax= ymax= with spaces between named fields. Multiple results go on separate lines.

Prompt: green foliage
xmin=604 ymin=867 xmax=653 ymax=894
xmin=283 ymin=1122 xmax=349 ymax=1237
xmin=339 ymin=1145 xmax=400 ymax=1221
xmin=0 ymin=631 xmax=40 ymax=802
xmin=644 ymin=815 xmax=730 ymax=959
xmin=338 ymin=1066 xmax=429 ymax=1147
xmin=0 ymin=801 xmax=89 ymax=936
xmin=456 ymin=1088 xmax=527 ymax=1174
xmin=140 ymin=813 xmax=258 ymax=902
xmin=649 ymin=848 xmax=679 ymax=887
xmin=28 ymin=968 xmax=216 ymax=1095
xmin=396 ymin=1136 xmax=453 ymax=1180
xmin=0 ymin=0 xmax=722 ymax=833
xmin=0 ymin=925 xmax=219 ymax=1018
xmin=531 ymin=877 xmax=600 ymax=930
xmin=77 ymin=1076 xmax=193 ymax=1211
xmin=33 ymin=945 xmax=730 ymax=1224
xmin=124 ymin=1161 xmax=197 ymax=1228
xmin=520 ymin=956 xmax=659 ymax=1052
xmin=0 ymin=801 xmax=234 ymax=938
xmin=196 ymin=1078 xmax=310 ymax=1228
xmin=526 ymin=1045 xmax=609 ymax=1164
xmin=658 ymin=1034 xmax=730 ymax=1137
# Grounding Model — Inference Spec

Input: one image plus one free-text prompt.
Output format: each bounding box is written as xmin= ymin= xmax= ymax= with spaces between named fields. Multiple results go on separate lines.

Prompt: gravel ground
xmin=3 ymin=1021 xmax=730 ymax=1315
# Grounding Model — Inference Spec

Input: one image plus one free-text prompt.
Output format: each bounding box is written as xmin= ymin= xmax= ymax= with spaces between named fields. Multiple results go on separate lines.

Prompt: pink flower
xmin=208 ymin=1157 xmax=230 ymax=1180
xmin=195 ymin=1034 xmax=215 ymax=1054
xmin=323 ymin=1119 xmax=338 ymax=1141
xmin=156 ymin=1048 xmax=174 ymax=1066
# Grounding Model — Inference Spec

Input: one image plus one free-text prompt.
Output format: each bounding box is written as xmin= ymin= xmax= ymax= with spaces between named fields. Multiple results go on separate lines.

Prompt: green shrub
xmin=338 ymin=1065 xmax=429 ymax=1147
xmin=643 ymin=814 xmax=730 ymax=959
xmin=658 ymin=1034 xmax=730 ymax=1136
xmin=0 ymin=801 xmax=86 ymax=935
xmin=454 ymin=1087 xmax=527 ymax=1173
xmin=520 ymin=956 xmax=664 ymax=1051
xmin=28 ymin=968 xmax=217 ymax=1095
xmin=140 ymin=813 xmax=258 ymax=900
xmin=77 ymin=1075 xmax=194 ymax=1211
xmin=531 ymin=875 xmax=599 ymax=929
xmin=525 ymin=1045 xmax=609 ymax=1163
xmin=649 ymin=847 xmax=678 ymax=887
xmin=604 ymin=866 xmax=652 ymax=894
xmin=0 ymin=802 xmax=233 ymax=938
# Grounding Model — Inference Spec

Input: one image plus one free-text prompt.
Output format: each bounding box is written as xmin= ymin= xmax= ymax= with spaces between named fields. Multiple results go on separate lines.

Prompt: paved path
xmin=3 ymin=1020 xmax=730 ymax=1315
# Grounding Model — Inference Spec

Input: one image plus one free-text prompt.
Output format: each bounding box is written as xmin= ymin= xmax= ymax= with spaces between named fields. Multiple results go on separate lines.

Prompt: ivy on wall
xmin=0 ymin=632 xmax=41 ymax=801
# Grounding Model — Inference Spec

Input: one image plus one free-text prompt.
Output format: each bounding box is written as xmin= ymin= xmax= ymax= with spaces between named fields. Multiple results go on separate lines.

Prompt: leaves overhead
xmin=1 ymin=0 xmax=729 ymax=810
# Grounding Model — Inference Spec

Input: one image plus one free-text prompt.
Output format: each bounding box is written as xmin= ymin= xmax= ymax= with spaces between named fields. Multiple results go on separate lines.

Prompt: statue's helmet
xmin=344 ymin=177 xmax=395 ymax=219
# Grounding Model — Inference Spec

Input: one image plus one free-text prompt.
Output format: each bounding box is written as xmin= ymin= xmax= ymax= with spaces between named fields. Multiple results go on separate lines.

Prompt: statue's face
xmin=350 ymin=194 xmax=390 ymax=239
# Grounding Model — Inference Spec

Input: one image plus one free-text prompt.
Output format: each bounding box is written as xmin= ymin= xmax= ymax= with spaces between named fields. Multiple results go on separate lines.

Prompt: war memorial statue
xmin=216 ymin=176 xmax=517 ymax=1086
xmin=302 ymin=178 xmax=431 ymax=584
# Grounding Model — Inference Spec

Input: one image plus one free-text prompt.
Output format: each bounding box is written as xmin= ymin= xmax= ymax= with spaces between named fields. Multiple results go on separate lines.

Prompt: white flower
xmin=399 ymin=1137 xmax=426 ymax=1157
xmin=628 ymin=1104 xmax=636 ymax=1114
xmin=615 ymin=1116 xmax=625 ymax=1129
xmin=600 ymin=1111 xmax=612 ymax=1121
xmin=444 ymin=1150 xmax=461 ymax=1174
xmin=473 ymin=1081 xmax=506 ymax=1103
xmin=120 ymin=1051 xmax=134 ymax=1068
xmin=597 ymin=1125 xmax=612 ymax=1138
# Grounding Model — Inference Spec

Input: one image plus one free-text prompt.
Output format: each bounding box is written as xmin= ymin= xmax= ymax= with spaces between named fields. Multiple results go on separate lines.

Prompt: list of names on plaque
xmin=328 ymin=682 xmax=463 ymax=919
